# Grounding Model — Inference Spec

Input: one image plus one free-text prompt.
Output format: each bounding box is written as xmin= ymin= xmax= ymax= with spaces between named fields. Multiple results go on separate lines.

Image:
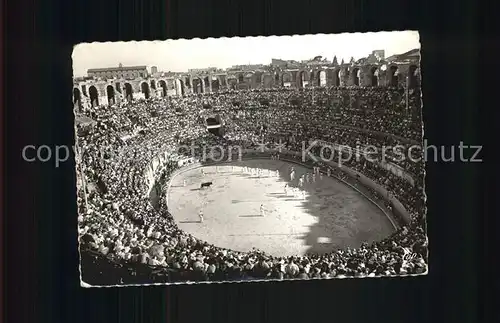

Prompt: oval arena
xmin=77 ymin=55 xmax=427 ymax=286
xmin=167 ymin=159 xmax=395 ymax=257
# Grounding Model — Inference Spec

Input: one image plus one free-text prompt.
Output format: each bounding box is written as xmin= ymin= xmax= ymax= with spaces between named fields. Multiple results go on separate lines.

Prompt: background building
xmin=87 ymin=63 xmax=148 ymax=80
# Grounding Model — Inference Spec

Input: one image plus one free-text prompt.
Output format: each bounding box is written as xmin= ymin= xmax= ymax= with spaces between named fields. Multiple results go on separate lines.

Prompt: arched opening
xmin=335 ymin=69 xmax=341 ymax=86
xmin=352 ymin=68 xmax=360 ymax=86
xmin=245 ymin=73 xmax=254 ymax=88
xmin=219 ymin=76 xmax=227 ymax=87
xmin=370 ymin=67 xmax=379 ymax=86
xmin=73 ymin=88 xmax=81 ymax=106
xmin=89 ymin=86 xmax=99 ymax=107
xmin=184 ymin=77 xmax=191 ymax=88
xmin=263 ymin=74 xmax=273 ymax=88
xmin=206 ymin=117 xmax=221 ymax=136
xmin=282 ymin=73 xmax=292 ymax=87
xmin=203 ymin=77 xmax=210 ymax=89
xmin=150 ymin=80 xmax=156 ymax=90
xmin=275 ymin=73 xmax=280 ymax=85
xmin=175 ymin=79 xmax=185 ymax=96
xmin=408 ymin=65 xmax=418 ymax=88
xmin=227 ymin=78 xmax=237 ymax=90
xmin=206 ymin=117 xmax=219 ymax=126
xmin=106 ymin=85 xmax=115 ymax=105
xmin=298 ymin=71 xmax=308 ymax=88
xmin=389 ymin=66 xmax=399 ymax=87
xmin=192 ymin=78 xmax=203 ymax=94
xmin=124 ymin=83 xmax=133 ymax=101
xmin=237 ymin=73 xmax=244 ymax=83
xmin=159 ymin=80 xmax=167 ymax=97
xmin=211 ymin=77 xmax=220 ymax=92
xmin=319 ymin=70 xmax=327 ymax=86
xmin=141 ymin=82 xmax=150 ymax=99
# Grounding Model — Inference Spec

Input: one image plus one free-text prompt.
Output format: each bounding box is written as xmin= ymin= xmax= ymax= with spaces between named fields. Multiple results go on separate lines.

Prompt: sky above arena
xmin=72 ymin=31 xmax=420 ymax=77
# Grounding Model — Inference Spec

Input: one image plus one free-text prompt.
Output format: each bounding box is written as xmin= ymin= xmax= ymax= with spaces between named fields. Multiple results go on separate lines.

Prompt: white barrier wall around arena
xmin=142 ymin=147 xmax=412 ymax=226
xmin=310 ymin=139 xmax=416 ymax=187
xmin=284 ymin=149 xmax=411 ymax=225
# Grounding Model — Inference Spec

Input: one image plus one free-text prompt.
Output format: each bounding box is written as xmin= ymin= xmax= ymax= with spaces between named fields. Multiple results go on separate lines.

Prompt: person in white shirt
xmin=260 ymin=204 xmax=265 ymax=217
xmin=284 ymin=184 xmax=288 ymax=195
xmin=198 ymin=209 xmax=204 ymax=223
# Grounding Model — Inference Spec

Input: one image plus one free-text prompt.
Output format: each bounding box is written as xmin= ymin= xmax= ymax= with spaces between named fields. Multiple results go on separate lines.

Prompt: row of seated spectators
xmin=77 ymin=87 xmax=427 ymax=285
xmin=196 ymin=86 xmax=422 ymax=141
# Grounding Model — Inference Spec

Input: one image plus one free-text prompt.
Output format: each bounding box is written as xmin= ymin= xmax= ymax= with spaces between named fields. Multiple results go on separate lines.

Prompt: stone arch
xmin=141 ymin=82 xmax=150 ymax=99
xmin=282 ymin=72 xmax=292 ymax=86
xmin=370 ymin=67 xmax=379 ymax=86
xmin=297 ymin=70 xmax=310 ymax=88
xmin=158 ymin=80 xmax=167 ymax=97
xmin=203 ymin=76 xmax=210 ymax=89
xmin=175 ymin=79 xmax=185 ymax=96
xmin=89 ymin=85 xmax=99 ymax=107
xmin=408 ymin=65 xmax=419 ymax=88
xmin=124 ymin=83 xmax=133 ymax=101
xmin=192 ymin=77 xmax=204 ymax=94
xmin=342 ymin=67 xmax=349 ymax=86
xmin=211 ymin=76 xmax=220 ymax=92
xmin=263 ymin=74 xmax=274 ymax=88
xmin=318 ymin=70 xmax=327 ymax=86
xmin=388 ymin=65 xmax=399 ymax=87
xmin=227 ymin=76 xmax=237 ymax=90
xmin=106 ymin=85 xmax=115 ymax=105
xmin=165 ymin=79 xmax=174 ymax=90
xmin=73 ymin=87 xmax=81 ymax=105
xmin=237 ymin=73 xmax=244 ymax=83
xmin=351 ymin=67 xmax=360 ymax=86
xmin=334 ymin=69 xmax=341 ymax=86
xmin=218 ymin=75 xmax=227 ymax=87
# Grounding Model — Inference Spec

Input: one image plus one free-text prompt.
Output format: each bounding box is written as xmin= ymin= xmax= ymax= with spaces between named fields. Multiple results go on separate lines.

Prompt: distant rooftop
xmin=87 ymin=65 xmax=147 ymax=73
xmin=386 ymin=49 xmax=420 ymax=62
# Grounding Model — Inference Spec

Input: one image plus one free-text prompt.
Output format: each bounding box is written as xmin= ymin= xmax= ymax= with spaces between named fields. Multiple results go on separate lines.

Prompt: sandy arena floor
xmin=167 ymin=159 xmax=395 ymax=257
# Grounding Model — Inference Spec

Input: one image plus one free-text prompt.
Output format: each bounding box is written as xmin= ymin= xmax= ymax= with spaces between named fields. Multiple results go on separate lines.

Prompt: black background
xmin=4 ymin=0 xmax=488 ymax=322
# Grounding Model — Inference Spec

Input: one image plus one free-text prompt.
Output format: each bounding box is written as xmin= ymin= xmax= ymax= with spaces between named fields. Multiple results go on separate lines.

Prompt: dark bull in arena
xmin=200 ymin=181 xmax=213 ymax=188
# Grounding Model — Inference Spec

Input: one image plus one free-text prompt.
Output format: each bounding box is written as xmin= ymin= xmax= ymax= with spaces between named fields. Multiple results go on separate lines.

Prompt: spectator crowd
xmin=77 ymin=85 xmax=427 ymax=285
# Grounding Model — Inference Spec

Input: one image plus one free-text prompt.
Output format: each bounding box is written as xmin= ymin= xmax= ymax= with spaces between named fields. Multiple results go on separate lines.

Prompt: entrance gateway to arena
xmin=206 ymin=116 xmax=222 ymax=136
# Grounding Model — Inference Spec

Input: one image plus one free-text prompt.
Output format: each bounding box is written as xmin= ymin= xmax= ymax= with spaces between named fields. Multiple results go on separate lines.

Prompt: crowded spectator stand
xmin=77 ymin=86 xmax=427 ymax=285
